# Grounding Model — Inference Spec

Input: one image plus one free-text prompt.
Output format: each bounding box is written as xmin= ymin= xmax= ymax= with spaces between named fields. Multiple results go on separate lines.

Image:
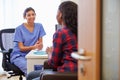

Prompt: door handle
xmin=71 ymin=52 xmax=91 ymax=61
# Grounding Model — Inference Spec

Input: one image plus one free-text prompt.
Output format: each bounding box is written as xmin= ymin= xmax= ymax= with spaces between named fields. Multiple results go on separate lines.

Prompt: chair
xmin=40 ymin=60 xmax=77 ymax=80
xmin=40 ymin=70 xmax=77 ymax=80
xmin=0 ymin=28 xmax=24 ymax=80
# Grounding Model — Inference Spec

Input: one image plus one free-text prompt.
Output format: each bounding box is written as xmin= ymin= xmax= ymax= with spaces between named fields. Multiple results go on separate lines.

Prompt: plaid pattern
xmin=48 ymin=27 xmax=78 ymax=72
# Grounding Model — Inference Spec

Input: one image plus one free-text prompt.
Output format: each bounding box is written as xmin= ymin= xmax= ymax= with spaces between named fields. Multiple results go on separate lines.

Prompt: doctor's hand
xmin=34 ymin=41 xmax=43 ymax=50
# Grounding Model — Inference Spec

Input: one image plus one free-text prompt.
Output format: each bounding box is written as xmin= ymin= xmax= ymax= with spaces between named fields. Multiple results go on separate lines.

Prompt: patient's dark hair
xmin=59 ymin=1 xmax=78 ymax=37
xmin=23 ymin=7 xmax=36 ymax=18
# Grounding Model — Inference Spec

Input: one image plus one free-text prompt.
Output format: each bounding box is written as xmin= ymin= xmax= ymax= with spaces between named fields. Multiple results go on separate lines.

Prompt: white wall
xmin=102 ymin=0 xmax=120 ymax=79
xmin=61 ymin=0 xmax=78 ymax=4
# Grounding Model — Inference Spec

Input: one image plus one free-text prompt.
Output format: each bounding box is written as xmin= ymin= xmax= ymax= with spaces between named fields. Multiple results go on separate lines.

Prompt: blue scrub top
xmin=10 ymin=23 xmax=46 ymax=61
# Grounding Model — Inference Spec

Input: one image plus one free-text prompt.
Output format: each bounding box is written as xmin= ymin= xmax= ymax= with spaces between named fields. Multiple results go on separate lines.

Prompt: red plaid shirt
xmin=48 ymin=27 xmax=78 ymax=72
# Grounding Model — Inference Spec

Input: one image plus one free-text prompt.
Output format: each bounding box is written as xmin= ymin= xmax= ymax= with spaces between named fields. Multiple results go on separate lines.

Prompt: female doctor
xmin=10 ymin=7 xmax=46 ymax=76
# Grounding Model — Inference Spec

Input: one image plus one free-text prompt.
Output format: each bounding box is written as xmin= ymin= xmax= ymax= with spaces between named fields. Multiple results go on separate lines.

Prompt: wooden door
xmin=77 ymin=0 xmax=101 ymax=80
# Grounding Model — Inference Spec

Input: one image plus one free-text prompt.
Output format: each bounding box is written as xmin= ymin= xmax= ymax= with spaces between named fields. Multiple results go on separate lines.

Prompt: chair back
xmin=55 ymin=24 xmax=61 ymax=31
xmin=0 ymin=28 xmax=15 ymax=51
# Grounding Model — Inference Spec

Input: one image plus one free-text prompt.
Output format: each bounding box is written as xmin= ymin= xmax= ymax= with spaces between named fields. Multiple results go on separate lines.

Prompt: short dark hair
xmin=59 ymin=1 xmax=77 ymax=36
xmin=23 ymin=7 xmax=36 ymax=18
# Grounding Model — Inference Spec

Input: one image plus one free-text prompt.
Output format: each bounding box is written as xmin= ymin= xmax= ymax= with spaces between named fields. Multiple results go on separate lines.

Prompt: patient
xmin=27 ymin=1 xmax=78 ymax=80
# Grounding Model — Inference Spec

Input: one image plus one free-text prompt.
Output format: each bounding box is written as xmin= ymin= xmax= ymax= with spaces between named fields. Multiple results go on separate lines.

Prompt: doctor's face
xmin=24 ymin=10 xmax=36 ymax=23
